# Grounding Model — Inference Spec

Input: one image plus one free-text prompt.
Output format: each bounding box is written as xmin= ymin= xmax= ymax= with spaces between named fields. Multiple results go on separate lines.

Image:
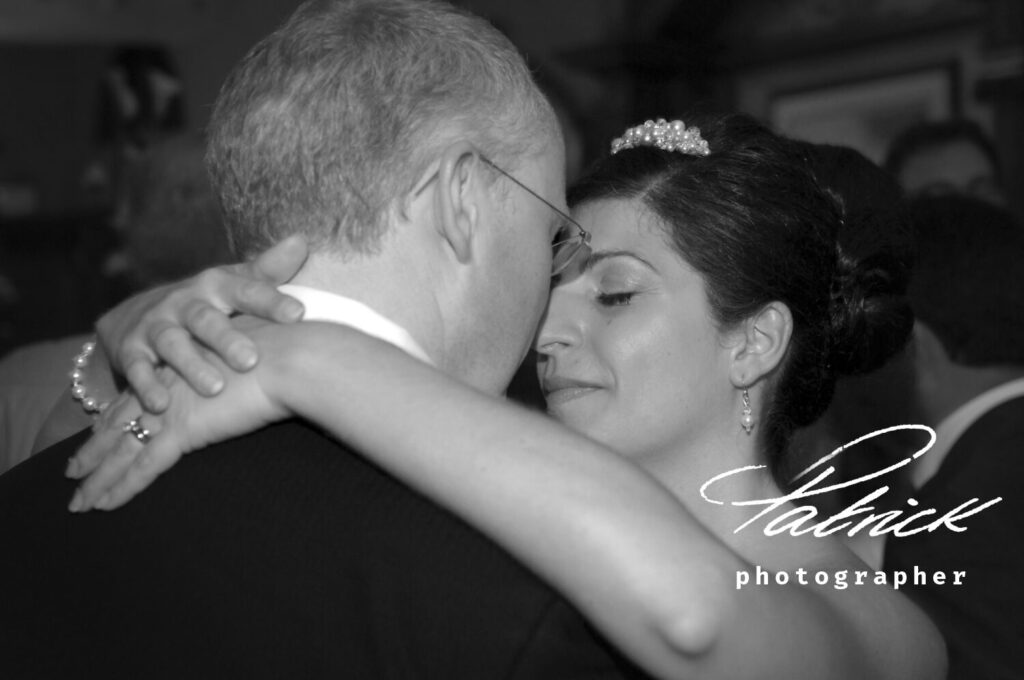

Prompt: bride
xmin=68 ymin=114 xmax=944 ymax=679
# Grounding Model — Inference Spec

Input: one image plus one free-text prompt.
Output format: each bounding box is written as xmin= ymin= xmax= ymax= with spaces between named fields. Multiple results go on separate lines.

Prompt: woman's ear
xmin=728 ymin=301 xmax=793 ymax=388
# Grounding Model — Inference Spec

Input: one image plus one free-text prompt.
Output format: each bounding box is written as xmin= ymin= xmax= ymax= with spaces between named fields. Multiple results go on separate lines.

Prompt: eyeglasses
xmin=412 ymin=154 xmax=591 ymax=275
xmin=478 ymin=156 xmax=591 ymax=276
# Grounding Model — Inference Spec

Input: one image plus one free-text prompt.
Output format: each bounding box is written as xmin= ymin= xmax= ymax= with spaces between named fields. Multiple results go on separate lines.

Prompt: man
xmin=884 ymin=118 xmax=1006 ymax=206
xmin=0 ymin=2 xmax=633 ymax=677
xmin=882 ymin=196 xmax=1024 ymax=680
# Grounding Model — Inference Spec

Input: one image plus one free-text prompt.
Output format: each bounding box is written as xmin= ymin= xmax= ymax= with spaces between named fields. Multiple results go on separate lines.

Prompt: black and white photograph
xmin=1 ymin=0 xmax=1021 ymax=678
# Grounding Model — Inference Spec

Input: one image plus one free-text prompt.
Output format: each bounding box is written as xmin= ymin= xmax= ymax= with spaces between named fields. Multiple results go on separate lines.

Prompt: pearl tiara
xmin=610 ymin=118 xmax=710 ymax=156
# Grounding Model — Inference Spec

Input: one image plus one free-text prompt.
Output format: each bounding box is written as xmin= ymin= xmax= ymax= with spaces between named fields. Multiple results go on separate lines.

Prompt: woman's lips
xmin=544 ymin=385 xmax=601 ymax=406
xmin=542 ymin=376 xmax=603 ymax=406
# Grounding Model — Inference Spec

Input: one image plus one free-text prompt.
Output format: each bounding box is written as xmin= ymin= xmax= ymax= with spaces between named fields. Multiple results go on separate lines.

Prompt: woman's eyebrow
xmin=584 ymin=250 xmax=657 ymax=272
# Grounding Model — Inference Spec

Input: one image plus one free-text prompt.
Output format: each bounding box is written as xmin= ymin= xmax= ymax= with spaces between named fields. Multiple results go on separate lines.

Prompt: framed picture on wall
xmin=770 ymin=65 xmax=957 ymax=164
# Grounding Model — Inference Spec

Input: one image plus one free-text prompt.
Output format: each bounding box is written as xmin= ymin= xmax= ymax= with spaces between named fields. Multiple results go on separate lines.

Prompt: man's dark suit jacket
xmin=884 ymin=396 xmax=1024 ymax=680
xmin=0 ymin=421 xmax=638 ymax=679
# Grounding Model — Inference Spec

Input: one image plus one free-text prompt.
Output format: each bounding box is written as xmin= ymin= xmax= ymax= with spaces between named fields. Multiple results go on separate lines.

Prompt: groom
xmin=0 ymin=1 xmax=630 ymax=677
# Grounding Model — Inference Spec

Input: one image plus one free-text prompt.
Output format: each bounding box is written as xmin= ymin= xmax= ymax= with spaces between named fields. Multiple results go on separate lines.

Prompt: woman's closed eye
xmin=597 ymin=291 xmax=636 ymax=306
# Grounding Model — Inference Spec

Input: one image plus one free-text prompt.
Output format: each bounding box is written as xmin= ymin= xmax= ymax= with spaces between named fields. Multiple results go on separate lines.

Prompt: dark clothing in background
xmin=883 ymin=397 xmax=1024 ymax=680
xmin=0 ymin=421 xmax=638 ymax=679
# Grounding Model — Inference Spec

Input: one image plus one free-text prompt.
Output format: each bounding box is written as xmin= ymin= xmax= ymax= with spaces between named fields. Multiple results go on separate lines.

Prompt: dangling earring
xmin=741 ymin=389 xmax=755 ymax=435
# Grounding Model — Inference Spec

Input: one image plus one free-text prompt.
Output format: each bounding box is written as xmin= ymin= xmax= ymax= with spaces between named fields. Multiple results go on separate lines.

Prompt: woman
xmin=68 ymin=115 xmax=945 ymax=679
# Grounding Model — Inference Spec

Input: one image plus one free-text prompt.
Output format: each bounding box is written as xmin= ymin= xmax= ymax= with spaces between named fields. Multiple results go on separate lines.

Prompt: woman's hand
xmin=97 ymin=236 xmax=309 ymax=413
xmin=67 ymin=319 xmax=292 ymax=512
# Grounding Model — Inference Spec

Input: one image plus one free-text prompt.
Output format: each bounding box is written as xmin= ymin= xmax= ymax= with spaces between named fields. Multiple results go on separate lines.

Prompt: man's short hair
xmin=908 ymin=195 xmax=1024 ymax=366
xmin=207 ymin=0 xmax=555 ymax=259
xmin=884 ymin=119 xmax=1001 ymax=180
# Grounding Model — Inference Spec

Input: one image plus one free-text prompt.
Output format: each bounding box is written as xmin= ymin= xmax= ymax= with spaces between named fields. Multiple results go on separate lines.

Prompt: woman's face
xmin=535 ymin=198 xmax=737 ymax=469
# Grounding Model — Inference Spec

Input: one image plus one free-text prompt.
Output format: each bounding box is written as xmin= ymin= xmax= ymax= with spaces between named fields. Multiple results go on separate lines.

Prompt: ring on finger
xmin=123 ymin=418 xmax=152 ymax=445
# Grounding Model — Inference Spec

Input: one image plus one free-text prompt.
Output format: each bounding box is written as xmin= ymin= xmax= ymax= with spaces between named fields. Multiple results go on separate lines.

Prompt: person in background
xmin=884 ymin=118 xmax=1005 ymax=206
xmin=0 ymin=135 xmax=229 ymax=472
xmin=882 ymin=195 xmax=1024 ymax=680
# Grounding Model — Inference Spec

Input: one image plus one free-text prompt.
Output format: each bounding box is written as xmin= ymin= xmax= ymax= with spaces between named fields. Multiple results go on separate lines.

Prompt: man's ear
xmin=728 ymin=301 xmax=793 ymax=388
xmin=416 ymin=141 xmax=483 ymax=265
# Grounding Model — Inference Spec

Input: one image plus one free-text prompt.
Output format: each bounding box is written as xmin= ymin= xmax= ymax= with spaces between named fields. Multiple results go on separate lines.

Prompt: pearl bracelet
xmin=70 ymin=338 xmax=110 ymax=416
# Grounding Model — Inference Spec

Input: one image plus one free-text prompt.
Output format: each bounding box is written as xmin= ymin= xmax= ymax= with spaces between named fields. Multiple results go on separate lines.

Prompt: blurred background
xmin=0 ymin=0 xmax=1020 ymax=357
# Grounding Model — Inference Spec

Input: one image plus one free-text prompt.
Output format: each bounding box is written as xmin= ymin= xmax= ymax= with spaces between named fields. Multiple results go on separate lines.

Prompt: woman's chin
xmin=547 ymin=403 xmax=597 ymax=435
xmin=545 ymin=399 xmax=628 ymax=453
xmin=546 ymin=404 xmax=667 ymax=468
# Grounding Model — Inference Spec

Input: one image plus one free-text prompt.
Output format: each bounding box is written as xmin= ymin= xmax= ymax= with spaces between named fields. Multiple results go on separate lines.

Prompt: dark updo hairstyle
xmin=567 ymin=114 xmax=913 ymax=480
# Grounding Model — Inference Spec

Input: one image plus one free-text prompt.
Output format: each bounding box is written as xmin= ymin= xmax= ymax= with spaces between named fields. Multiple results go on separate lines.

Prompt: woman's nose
xmin=534 ymin=288 xmax=582 ymax=356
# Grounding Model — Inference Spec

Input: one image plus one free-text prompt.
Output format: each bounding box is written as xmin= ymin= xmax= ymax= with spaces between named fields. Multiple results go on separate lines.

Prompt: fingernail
xmin=196 ymin=373 xmax=212 ymax=390
xmin=65 ymin=458 xmax=80 ymax=478
xmin=200 ymin=373 xmax=224 ymax=394
xmin=68 ymin=491 xmax=83 ymax=513
xmin=236 ymin=346 xmax=257 ymax=369
xmin=145 ymin=391 xmax=167 ymax=412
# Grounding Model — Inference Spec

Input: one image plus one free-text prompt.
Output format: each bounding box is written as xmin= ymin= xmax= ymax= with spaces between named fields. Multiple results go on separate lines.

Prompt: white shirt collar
xmin=278 ymin=284 xmax=434 ymax=366
xmin=911 ymin=376 xmax=1024 ymax=488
